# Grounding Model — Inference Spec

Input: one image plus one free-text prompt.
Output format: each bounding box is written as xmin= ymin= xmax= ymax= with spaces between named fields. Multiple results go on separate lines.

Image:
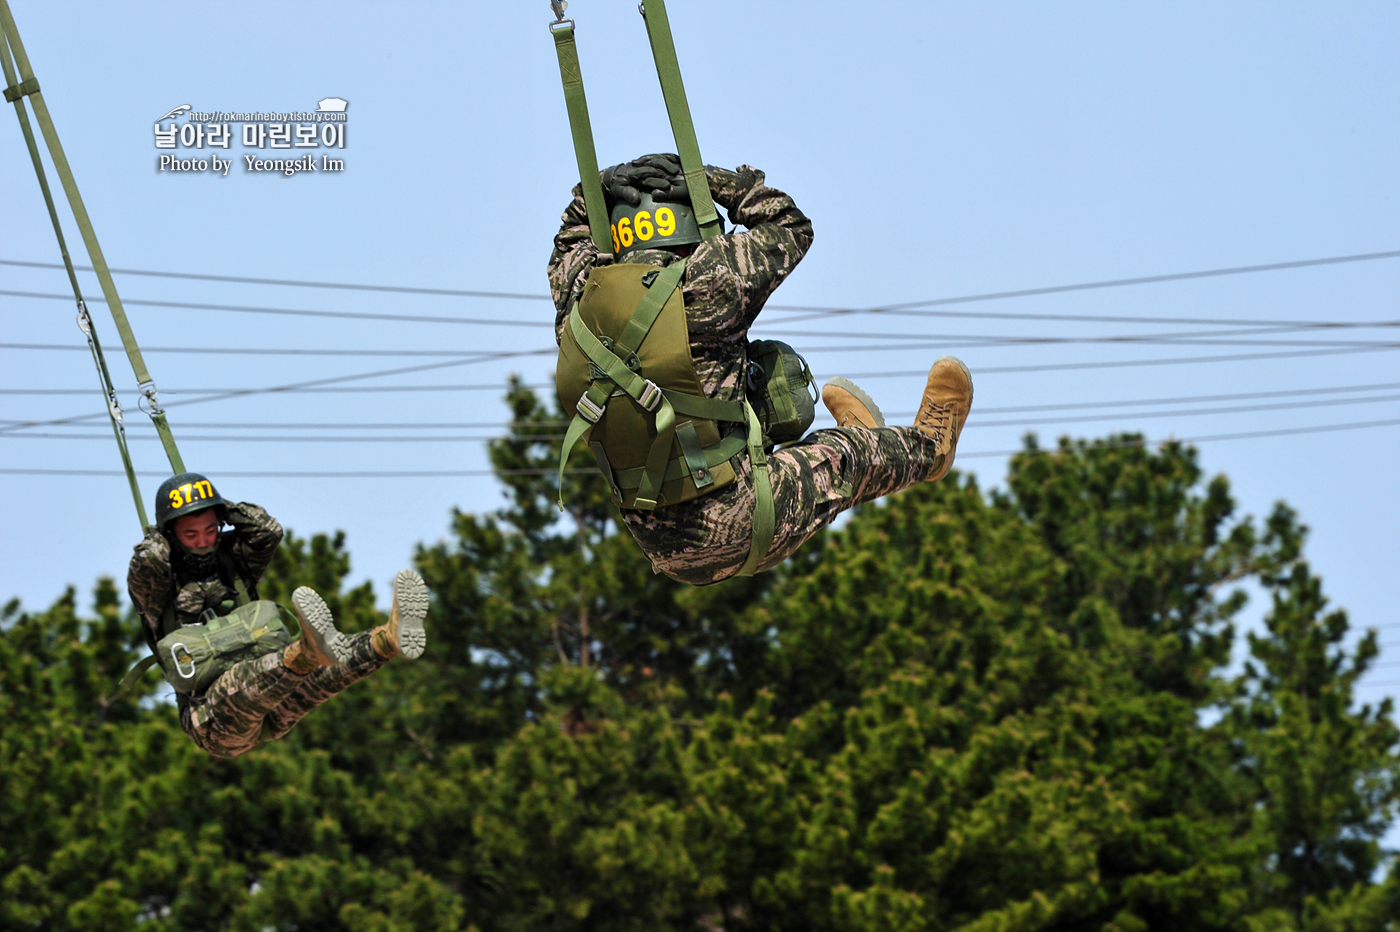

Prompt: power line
xmin=0 ymin=350 xmax=557 ymax=434
xmin=3 ymin=415 xmax=1396 ymax=455
xmin=765 ymin=249 xmax=1400 ymax=318
xmin=0 ymin=289 xmax=553 ymax=329
xmin=0 ymin=342 xmax=547 ymax=358
xmin=10 ymin=389 xmax=1399 ymax=440
xmin=9 ymin=344 xmax=1399 ymax=435
xmin=0 ymin=382 xmax=556 ymax=396
xmin=7 ymin=331 xmax=1400 ymax=360
xmin=6 ymin=247 xmax=1397 ymax=326
xmin=843 ymin=344 xmax=1400 ymax=379
xmin=4 ymin=380 xmax=1397 ymax=428
xmin=0 ymin=467 xmax=595 ymax=478
xmin=10 ymin=285 xmax=1396 ymax=335
xmin=903 ymin=391 xmax=1400 ymax=430
xmin=0 ymin=259 xmax=549 ymax=301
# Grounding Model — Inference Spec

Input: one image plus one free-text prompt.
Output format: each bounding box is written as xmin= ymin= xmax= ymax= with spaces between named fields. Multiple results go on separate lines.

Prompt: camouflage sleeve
xmin=223 ymin=501 xmax=283 ymax=586
xmin=127 ymin=528 xmax=174 ymax=649
xmin=682 ymin=165 xmax=814 ymax=339
xmin=547 ymin=184 xmax=610 ymax=345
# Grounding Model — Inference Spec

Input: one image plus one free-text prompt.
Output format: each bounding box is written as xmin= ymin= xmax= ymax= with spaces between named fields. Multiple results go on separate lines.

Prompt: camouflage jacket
xmin=127 ymin=501 xmax=283 ymax=651
xmin=547 ymin=165 xmax=814 ymax=409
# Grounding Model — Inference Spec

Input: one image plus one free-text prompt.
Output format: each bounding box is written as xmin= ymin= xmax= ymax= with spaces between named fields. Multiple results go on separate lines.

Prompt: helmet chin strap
xmin=171 ymin=528 xmax=222 ymax=578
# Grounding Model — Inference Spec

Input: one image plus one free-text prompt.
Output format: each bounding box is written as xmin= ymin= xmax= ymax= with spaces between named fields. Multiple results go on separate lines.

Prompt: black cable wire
xmin=0 ymin=259 xmax=550 ymax=301
xmin=9 ymin=285 xmax=1395 ymax=334
xmin=4 ymin=414 xmax=1397 ymax=451
xmin=9 ymin=389 xmax=1399 ymax=440
xmin=7 ymin=345 xmax=1399 ymax=435
xmin=0 ymin=289 xmax=553 ymax=329
xmin=765 ymin=250 xmax=1400 ymax=318
xmin=842 ymin=344 xmax=1400 ymax=379
xmin=0 ymin=349 xmax=557 ymax=434
xmin=6 ymin=248 xmax=1395 ymax=311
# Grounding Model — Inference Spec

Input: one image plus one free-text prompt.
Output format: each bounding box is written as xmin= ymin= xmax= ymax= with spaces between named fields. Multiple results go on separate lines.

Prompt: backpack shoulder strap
xmin=215 ymin=543 xmax=253 ymax=607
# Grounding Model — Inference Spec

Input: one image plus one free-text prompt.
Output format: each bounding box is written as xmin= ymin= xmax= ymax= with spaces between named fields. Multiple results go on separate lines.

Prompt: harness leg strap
xmin=736 ymin=399 xmax=774 ymax=577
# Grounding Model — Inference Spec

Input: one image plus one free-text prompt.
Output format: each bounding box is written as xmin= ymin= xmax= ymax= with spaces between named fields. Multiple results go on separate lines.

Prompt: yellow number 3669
xmin=610 ymin=206 xmax=678 ymax=253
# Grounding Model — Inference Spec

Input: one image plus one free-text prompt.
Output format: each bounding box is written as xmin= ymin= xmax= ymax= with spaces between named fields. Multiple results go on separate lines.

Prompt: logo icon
xmin=158 ymin=104 xmax=192 ymax=121
xmin=316 ymin=98 xmax=348 ymax=113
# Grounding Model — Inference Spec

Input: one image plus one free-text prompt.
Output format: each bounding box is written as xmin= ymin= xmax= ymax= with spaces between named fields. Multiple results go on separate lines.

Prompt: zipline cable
xmin=1 ymin=0 xmax=184 ymax=524
xmin=0 ymin=16 xmax=147 ymax=526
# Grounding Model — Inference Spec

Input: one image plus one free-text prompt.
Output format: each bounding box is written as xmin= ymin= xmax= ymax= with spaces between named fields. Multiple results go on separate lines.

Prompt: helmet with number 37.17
xmin=154 ymin=472 xmax=226 ymax=533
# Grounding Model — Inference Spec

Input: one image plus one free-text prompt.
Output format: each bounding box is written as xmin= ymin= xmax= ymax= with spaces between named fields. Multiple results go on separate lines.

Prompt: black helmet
xmin=154 ymin=472 xmax=225 ymax=533
xmin=609 ymin=192 xmax=705 ymax=257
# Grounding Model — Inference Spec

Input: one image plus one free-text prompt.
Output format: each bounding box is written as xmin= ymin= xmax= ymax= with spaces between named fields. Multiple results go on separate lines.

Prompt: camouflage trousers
xmin=180 ymin=630 xmax=386 ymax=758
xmin=623 ymin=426 xmax=947 ymax=586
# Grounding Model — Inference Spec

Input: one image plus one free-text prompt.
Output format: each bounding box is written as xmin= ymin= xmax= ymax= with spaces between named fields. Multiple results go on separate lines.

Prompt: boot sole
xmin=932 ymin=356 xmax=974 ymax=412
xmin=823 ymin=377 xmax=886 ymax=428
xmin=392 ymin=569 xmax=429 ymax=660
xmin=291 ymin=587 xmax=350 ymax=664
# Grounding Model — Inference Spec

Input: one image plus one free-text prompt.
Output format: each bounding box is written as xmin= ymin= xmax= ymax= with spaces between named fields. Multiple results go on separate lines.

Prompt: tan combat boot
xmin=371 ymin=569 xmax=429 ymax=660
xmin=821 ymin=377 xmax=886 ymax=428
xmin=282 ymin=586 xmax=350 ymax=674
xmin=914 ymin=356 xmax=974 ymax=482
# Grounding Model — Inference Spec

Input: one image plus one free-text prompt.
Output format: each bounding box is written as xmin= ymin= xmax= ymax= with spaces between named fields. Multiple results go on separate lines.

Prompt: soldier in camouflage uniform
xmin=127 ymin=473 xmax=428 ymax=758
xmin=549 ymin=156 xmax=974 ymax=586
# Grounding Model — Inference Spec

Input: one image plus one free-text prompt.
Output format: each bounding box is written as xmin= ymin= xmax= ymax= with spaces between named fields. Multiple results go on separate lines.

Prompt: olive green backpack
xmin=556 ymin=260 xmax=777 ymax=577
xmin=114 ymin=547 xmax=298 ymax=697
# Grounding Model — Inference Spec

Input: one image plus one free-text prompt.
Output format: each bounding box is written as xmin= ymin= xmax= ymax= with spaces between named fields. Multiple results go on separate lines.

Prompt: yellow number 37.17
xmin=610 ymin=206 xmax=677 ymax=253
xmin=168 ymin=479 xmax=215 ymax=510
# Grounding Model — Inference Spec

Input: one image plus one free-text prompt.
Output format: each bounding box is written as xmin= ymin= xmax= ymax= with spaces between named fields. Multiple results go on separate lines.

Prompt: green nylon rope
xmin=0 ymin=6 xmax=149 ymax=529
xmin=638 ymin=0 xmax=721 ymax=240
xmin=1 ymin=0 xmax=185 ymax=489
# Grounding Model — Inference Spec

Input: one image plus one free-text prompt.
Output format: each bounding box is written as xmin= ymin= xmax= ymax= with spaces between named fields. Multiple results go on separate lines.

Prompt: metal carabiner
xmin=169 ymin=642 xmax=197 ymax=681
xmin=549 ymin=0 xmax=573 ymax=31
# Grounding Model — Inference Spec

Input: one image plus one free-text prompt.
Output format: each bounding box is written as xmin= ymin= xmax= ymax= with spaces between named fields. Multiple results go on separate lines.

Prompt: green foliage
xmin=2 ymin=394 xmax=1396 ymax=931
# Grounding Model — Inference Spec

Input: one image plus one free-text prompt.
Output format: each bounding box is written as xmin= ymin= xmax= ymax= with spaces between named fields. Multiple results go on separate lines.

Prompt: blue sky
xmin=2 ymin=0 xmax=1397 ymax=716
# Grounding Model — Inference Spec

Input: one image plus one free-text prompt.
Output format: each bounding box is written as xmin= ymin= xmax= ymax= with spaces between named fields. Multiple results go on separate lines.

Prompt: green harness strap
xmin=0 ymin=0 xmax=185 ymax=490
xmin=549 ymin=11 xmax=612 ymax=252
xmin=118 ymin=541 xmax=257 ymax=697
xmin=557 ymin=261 xmax=775 ymax=577
xmin=0 ymin=21 xmax=146 ymax=529
xmin=637 ymin=0 xmax=721 ymax=241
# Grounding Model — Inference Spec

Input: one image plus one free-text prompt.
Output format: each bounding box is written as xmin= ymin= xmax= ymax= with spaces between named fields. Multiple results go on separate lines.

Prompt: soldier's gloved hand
xmin=601 ymin=162 xmax=643 ymax=206
xmin=627 ymin=153 xmax=688 ymax=201
xmin=222 ymin=501 xmax=257 ymax=528
xmin=601 ymin=154 xmax=689 ymax=206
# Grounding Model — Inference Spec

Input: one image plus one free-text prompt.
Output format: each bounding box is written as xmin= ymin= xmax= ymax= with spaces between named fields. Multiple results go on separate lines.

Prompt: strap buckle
xmin=638 ymin=380 xmax=663 ymax=412
xmin=576 ymin=393 xmax=605 ymax=423
xmin=169 ymin=642 xmax=197 ymax=681
xmin=138 ymin=381 xmax=164 ymax=416
xmin=3 ymin=77 xmax=39 ymax=104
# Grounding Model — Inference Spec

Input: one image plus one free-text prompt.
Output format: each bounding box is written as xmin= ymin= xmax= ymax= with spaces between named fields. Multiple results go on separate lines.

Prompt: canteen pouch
xmin=155 ymin=600 xmax=297 ymax=696
xmin=745 ymin=340 xmax=816 ymax=447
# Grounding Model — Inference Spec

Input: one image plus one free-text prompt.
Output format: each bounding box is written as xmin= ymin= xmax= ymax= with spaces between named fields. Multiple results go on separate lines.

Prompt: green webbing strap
xmin=735 ymin=399 xmax=775 ymax=578
xmin=114 ymin=654 xmax=160 ymax=698
xmin=0 ymin=22 xmax=147 ymax=530
xmin=216 ymin=546 xmax=253 ymax=607
xmin=556 ymin=263 xmax=689 ymax=508
xmin=0 ymin=0 xmax=184 ymax=476
xmin=661 ymin=389 xmax=744 ymax=423
xmin=550 ymin=17 xmax=612 ymax=253
xmin=638 ymin=0 xmax=721 ymax=241
xmin=609 ymin=429 xmax=746 ymax=489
